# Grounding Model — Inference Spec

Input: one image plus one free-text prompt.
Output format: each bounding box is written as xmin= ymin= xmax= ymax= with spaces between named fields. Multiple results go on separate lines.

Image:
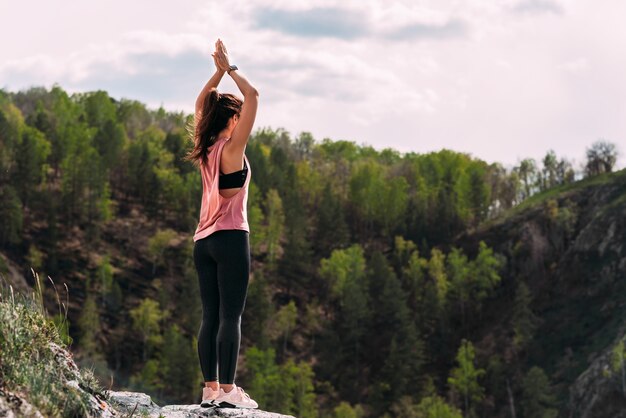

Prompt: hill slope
xmin=454 ymin=168 xmax=626 ymax=417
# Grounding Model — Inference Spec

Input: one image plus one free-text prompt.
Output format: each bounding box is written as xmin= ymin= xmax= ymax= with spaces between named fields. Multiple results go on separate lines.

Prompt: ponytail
xmin=183 ymin=88 xmax=243 ymax=167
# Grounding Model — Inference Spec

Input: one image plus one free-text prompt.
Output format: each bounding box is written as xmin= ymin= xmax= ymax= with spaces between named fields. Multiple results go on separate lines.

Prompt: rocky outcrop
xmin=0 ymin=338 xmax=294 ymax=418
xmin=105 ymin=391 xmax=296 ymax=418
xmin=568 ymin=327 xmax=626 ymax=418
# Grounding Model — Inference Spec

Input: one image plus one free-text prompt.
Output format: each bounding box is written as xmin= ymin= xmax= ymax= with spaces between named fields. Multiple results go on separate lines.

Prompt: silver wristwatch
xmin=227 ymin=65 xmax=238 ymax=74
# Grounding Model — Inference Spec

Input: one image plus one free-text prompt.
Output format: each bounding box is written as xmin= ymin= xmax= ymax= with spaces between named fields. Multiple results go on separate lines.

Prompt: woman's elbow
xmin=245 ymin=88 xmax=259 ymax=98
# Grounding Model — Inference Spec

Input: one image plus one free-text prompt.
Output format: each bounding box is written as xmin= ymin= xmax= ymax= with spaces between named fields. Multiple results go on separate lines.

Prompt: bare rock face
xmin=568 ymin=327 xmax=626 ymax=418
xmin=105 ymin=391 xmax=296 ymax=418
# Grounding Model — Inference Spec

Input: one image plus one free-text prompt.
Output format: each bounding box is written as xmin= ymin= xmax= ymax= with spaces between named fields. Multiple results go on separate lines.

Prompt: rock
xmin=568 ymin=327 xmax=626 ymax=418
xmin=105 ymin=391 xmax=159 ymax=415
xmin=0 ymin=319 xmax=292 ymax=418
xmin=161 ymin=404 xmax=297 ymax=418
xmin=48 ymin=341 xmax=82 ymax=382
xmin=0 ymin=387 xmax=45 ymax=418
xmin=105 ymin=390 xmax=296 ymax=418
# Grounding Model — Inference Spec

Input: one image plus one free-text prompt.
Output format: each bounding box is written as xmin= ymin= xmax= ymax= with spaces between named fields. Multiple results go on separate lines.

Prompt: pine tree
xmin=176 ymin=261 xmax=202 ymax=334
xmin=367 ymin=251 xmax=425 ymax=413
xmin=59 ymin=126 xmax=96 ymax=226
xmin=383 ymin=177 xmax=410 ymax=237
xmin=447 ymin=339 xmax=486 ymax=418
xmin=426 ymin=248 xmax=450 ymax=347
xmin=333 ymin=401 xmax=365 ymax=418
xmin=0 ymin=186 xmax=22 ymax=246
xmin=77 ymin=285 xmax=102 ymax=360
xmin=247 ymin=181 xmax=266 ymax=255
xmin=314 ymin=182 xmax=350 ymax=258
xmin=428 ymin=248 xmax=449 ymax=312
xmin=392 ymin=235 xmax=418 ymax=276
xmin=348 ymin=160 xmax=386 ymax=240
xmin=401 ymin=248 xmax=431 ymax=330
xmin=278 ymin=182 xmax=315 ymax=297
xmin=415 ymin=395 xmax=463 ymax=418
xmin=466 ymin=163 xmax=490 ymax=227
xmin=147 ymin=228 xmax=177 ymax=276
xmin=265 ymin=188 xmax=285 ymax=270
xmin=268 ymin=300 xmax=298 ymax=360
xmin=378 ymin=272 xmax=425 ymax=402
xmin=98 ymin=254 xmax=114 ymax=306
xmin=468 ymin=241 xmax=504 ymax=317
xmin=446 ymin=246 xmax=471 ymax=331
xmin=14 ymin=126 xmax=51 ymax=210
xmin=126 ymin=131 xmax=163 ymax=214
xmin=0 ymin=102 xmax=23 ymax=182
xmin=318 ymin=244 xmax=368 ymax=402
xmin=245 ymin=346 xmax=281 ymax=408
xmin=130 ymin=359 xmax=164 ymax=395
xmin=93 ymin=119 xmax=126 ymax=172
xmin=161 ymin=324 xmax=200 ymax=403
xmin=520 ymin=366 xmax=558 ymax=418
xmin=242 ymin=270 xmax=273 ymax=350
xmin=280 ymin=358 xmax=318 ymax=418
xmin=245 ymin=346 xmax=318 ymax=417
xmin=129 ymin=298 xmax=169 ymax=361
xmin=511 ymin=281 xmax=540 ymax=350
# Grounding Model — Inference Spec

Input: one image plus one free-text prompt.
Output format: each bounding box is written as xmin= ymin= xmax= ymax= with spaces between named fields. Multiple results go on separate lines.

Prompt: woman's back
xmin=193 ymin=136 xmax=251 ymax=242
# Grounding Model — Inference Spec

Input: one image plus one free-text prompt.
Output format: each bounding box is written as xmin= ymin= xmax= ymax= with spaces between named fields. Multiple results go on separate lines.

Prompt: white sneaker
xmin=216 ymin=384 xmax=259 ymax=409
xmin=200 ymin=386 xmax=219 ymax=407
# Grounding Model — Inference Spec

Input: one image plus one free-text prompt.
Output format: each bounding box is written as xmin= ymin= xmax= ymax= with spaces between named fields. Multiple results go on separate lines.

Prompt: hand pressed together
xmin=211 ymin=38 xmax=231 ymax=72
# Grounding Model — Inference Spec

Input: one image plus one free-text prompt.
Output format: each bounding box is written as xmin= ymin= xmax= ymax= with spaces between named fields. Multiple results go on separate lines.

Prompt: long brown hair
xmin=184 ymin=88 xmax=243 ymax=167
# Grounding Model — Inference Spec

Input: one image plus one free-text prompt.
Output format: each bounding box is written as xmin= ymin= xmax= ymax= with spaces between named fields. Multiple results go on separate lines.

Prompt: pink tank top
xmin=193 ymin=136 xmax=251 ymax=242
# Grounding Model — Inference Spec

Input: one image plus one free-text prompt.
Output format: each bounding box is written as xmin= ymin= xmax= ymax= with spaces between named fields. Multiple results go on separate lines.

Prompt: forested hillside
xmin=0 ymin=84 xmax=623 ymax=418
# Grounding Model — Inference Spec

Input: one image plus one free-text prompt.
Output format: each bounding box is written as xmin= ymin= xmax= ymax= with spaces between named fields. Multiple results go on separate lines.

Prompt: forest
xmin=0 ymin=84 xmax=622 ymax=418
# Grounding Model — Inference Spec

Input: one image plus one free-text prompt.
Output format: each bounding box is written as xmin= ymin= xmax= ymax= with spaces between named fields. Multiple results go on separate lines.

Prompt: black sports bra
xmin=219 ymin=159 xmax=248 ymax=189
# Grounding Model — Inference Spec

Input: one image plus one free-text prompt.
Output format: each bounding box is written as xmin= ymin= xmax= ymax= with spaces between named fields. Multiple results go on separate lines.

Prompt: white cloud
xmin=510 ymin=0 xmax=564 ymax=15
xmin=560 ymin=58 xmax=588 ymax=74
xmin=0 ymin=0 xmax=625 ymax=171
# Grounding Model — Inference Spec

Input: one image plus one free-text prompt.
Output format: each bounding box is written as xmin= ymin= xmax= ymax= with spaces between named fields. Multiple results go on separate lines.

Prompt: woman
xmin=184 ymin=38 xmax=259 ymax=409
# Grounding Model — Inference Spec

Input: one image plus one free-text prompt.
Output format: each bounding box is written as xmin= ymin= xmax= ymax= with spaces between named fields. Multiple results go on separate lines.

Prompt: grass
xmin=0 ymin=269 xmax=107 ymax=417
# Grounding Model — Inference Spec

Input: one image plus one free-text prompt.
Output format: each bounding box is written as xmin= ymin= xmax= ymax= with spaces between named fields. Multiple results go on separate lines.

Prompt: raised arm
xmin=213 ymin=39 xmax=259 ymax=156
xmin=227 ymin=70 xmax=259 ymax=153
xmin=195 ymin=40 xmax=227 ymax=112
xmin=196 ymin=69 xmax=225 ymax=110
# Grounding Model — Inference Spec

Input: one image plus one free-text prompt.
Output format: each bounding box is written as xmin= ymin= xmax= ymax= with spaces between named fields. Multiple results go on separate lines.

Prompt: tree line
xmin=0 ymin=84 xmax=621 ymax=417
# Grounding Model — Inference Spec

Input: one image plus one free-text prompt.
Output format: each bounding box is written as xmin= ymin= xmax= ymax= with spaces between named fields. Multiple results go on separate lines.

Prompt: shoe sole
xmin=217 ymin=401 xmax=258 ymax=409
xmin=200 ymin=400 xmax=217 ymax=408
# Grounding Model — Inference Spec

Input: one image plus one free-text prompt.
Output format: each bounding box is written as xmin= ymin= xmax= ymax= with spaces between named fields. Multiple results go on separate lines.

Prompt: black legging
xmin=193 ymin=229 xmax=250 ymax=384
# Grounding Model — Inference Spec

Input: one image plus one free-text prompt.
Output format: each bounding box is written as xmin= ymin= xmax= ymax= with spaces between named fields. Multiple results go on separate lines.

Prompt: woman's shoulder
xmin=216 ymin=136 xmax=230 ymax=145
xmin=207 ymin=137 xmax=229 ymax=152
xmin=200 ymin=137 xmax=229 ymax=166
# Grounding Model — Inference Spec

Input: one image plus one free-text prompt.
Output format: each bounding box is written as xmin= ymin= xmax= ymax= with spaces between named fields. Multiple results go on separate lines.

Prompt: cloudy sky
xmin=2 ymin=0 xmax=624 ymax=171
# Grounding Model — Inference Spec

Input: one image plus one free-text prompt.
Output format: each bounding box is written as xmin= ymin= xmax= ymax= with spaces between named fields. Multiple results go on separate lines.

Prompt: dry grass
xmin=0 ymin=269 xmax=104 ymax=417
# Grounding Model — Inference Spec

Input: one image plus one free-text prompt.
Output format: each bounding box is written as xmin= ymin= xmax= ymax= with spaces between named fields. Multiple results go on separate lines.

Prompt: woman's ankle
xmin=204 ymin=381 xmax=219 ymax=390
xmin=221 ymin=383 xmax=234 ymax=393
